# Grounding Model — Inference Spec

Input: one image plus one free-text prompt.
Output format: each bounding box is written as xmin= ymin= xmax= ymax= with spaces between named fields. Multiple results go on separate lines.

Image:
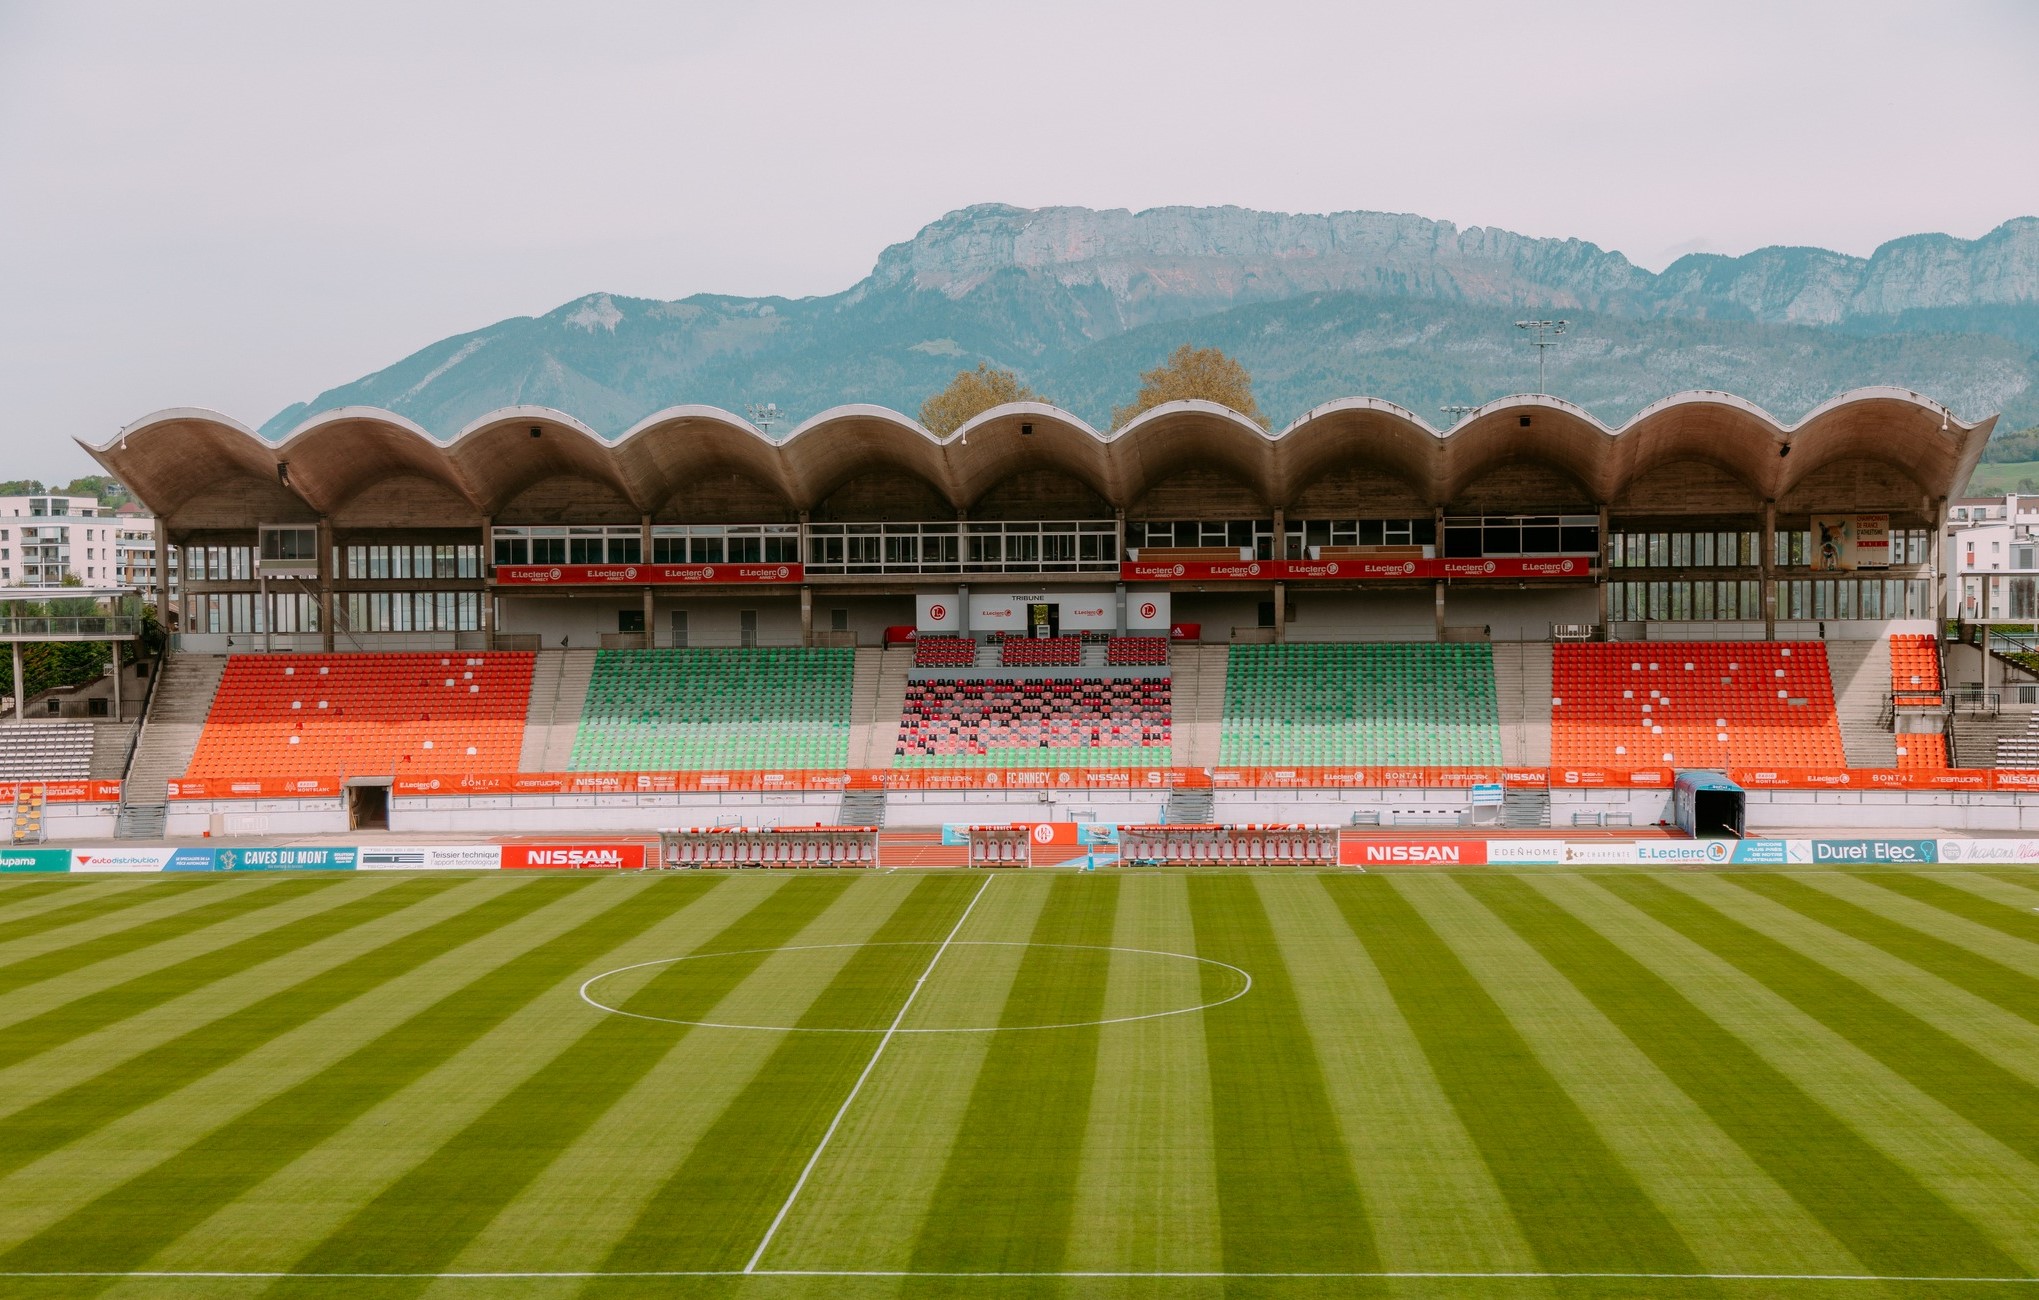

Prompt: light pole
xmin=1515 ymin=320 xmax=1569 ymax=394
xmin=1440 ymin=404 xmax=1481 ymax=426
xmin=746 ymin=403 xmax=782 ymax=435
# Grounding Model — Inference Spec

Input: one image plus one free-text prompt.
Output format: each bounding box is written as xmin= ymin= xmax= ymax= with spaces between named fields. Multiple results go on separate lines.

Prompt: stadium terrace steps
xmin=1551 ymin=641 xmax=1845 ymax=769
xmin=1168 ymin=644 xmax=1227 ymax=769
xmin=124 ymin=654 xmax=225 ymax=799
xmin=185 ymin=652 xmax=536 ymax=779
xmin=1492 ymin=641 xmax=1554 ymax=767
xmin=568 ymin=647 xmax=853 ymax=771
xmin=518 ymin=650 xmax=596 ymax=771
xmin=89 ymin=719 xmax=141 ymax=779
xmin=1827 ymin=638 xmax=1897 ymax=768
xmin=1219 ymin=643 xmax=1503 ymax=767
xmin=0 ymin=722 xmax=94 ymax=780
xmin=1949 ymin=710 xmax=2027 ymax=767
xmin=849 ymin=646 xmax=911 ymax=768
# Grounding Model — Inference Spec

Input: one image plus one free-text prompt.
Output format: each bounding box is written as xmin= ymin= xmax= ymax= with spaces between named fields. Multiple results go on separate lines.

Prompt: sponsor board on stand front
xmin=1809 ymin=838 xmax=1937 ymax=864
xmin=0 ymin=847 xmax=70 ymax=872
xmin=495 ymin=563 xmax=802 ymax=586
xmin=356 ymin=845 xmax=504 ymax=871
xmin=220 ymin=846 xmax=359 ymax=871
xmin=1340 ymin=839 xmax=1488 ymax=866
xmin=69 ymin=847 xmax=175 ymax=873
xmin=1118 ymin=557 xmax=1593 ymax=583
xmin=1938 ymin=838 xmax=2039 ymax=864
xmin=502 ymin=843 xmax=647 ymax=870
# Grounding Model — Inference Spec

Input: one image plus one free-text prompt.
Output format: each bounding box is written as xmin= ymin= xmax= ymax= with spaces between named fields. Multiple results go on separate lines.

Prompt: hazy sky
xmin=2 ymin=0 xmax=2035 ymax=479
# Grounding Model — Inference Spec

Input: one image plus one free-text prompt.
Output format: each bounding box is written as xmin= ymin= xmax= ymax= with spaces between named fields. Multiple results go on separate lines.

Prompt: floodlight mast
xmin=1514 ymin=320 xmax=1569 ymax=394
xmin=747 ymin=402 xmax=781 ymax=434
xmin=1440 ymin=404 xmax=1481 ymax=426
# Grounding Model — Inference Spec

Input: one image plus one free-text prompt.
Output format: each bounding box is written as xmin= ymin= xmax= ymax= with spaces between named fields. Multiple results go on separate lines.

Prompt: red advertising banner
xmin=0 ymin=780 xmax=124 ymax=804
xmin=495 ymin=563 xmax=803 ymax=586
xmin=1340 ymin=838 xmax=1490 ymax=867
xmin=167 ymin=777 xmax=341 ymax=800
xmin=1121 ymin=557 xmax=1594 ymax=583
xmin=501 ymin=843 xmax=648 ymax=869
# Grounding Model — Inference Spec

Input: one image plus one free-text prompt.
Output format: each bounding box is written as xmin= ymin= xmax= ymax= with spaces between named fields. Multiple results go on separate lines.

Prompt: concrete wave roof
xmin=86 ymin=388 xmax=1992 ymax=522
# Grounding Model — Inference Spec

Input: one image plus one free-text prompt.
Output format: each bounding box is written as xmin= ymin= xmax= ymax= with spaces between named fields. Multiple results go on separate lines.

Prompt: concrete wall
xmin=163 ymin=798 xmax=350 ymax=836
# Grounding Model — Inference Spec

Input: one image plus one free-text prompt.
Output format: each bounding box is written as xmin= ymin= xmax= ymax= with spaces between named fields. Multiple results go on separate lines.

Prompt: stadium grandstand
xmin=30 ymin=385 xmax=2022 ymax=841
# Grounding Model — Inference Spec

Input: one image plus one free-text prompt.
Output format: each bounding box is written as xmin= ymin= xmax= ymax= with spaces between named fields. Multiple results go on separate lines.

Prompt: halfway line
xmin=742 ymin=873 xmax=994 ymax=1273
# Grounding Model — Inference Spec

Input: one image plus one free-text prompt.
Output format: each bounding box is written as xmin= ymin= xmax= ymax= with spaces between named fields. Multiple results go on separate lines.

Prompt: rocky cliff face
xmin=263 ymin=203 xmax=2039 ymax=440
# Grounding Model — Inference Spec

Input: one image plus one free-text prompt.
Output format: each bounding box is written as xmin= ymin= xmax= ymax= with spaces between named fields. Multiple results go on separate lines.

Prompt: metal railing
xmin=1949 ymin=686 xmax=2002 ymax=715
xmin=0 ymin=616 xmax=141 ymax=638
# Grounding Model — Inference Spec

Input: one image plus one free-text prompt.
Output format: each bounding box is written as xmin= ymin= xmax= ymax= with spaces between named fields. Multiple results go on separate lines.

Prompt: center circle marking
xmin=579 ymin=941 xmax=1252 ymax=1034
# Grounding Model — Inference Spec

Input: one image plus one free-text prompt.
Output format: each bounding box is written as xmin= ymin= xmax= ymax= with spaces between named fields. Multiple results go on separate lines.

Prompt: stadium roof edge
xmin=84 ymin=389 xmax=1995 ymax=525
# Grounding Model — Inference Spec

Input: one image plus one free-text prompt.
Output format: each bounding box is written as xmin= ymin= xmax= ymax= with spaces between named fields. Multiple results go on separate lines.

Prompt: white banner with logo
xmin=67 ymin=847 xmax=174 ymax=873
xmin=1126 ymin=591 xmax=1171 ymax=631
xmin=967 ymin=593 xmax=1117 ymax=632
xmin=915 ymin=593 xmax=961 ymax=633
xmin=356 ymin=845 xmax=504 ymax=871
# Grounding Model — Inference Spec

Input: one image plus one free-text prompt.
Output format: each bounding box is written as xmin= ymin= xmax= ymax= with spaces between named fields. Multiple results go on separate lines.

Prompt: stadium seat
xmin=1550 ymin=641 xmax=1844 ymax=768
xmin=185 ymin=652 xmax=535 ymax=778
xmin=913 ymin=636 xmax=978 ymax=668
xmin=894 ymin=676 xmax=1171 ymax=767
xmin=569 ymin=648 xmax=852 ymax=771
xmin=1217 ymin=643 xmax=1502 ymax=767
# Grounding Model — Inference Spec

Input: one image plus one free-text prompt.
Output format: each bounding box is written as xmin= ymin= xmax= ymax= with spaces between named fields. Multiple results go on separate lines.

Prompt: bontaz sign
xmin=502 ymin=843 xmax=646 ymax=870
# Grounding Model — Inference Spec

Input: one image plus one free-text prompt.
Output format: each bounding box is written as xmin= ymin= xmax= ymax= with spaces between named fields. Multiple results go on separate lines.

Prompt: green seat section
xmin=1217 ymin=643 xmax=1502 ymax=767
xmin=568 ymin=648 xmax=853 ymax=771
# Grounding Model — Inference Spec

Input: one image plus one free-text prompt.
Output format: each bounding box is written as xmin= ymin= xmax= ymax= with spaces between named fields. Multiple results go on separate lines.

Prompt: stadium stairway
xmin=1163 ymin=787 xmax=1214 ymax=824
xmin=1952 ymin=709 xmax=2036 ymax=767
xmin=122 ymin=654 xmax=225 ymax=800
xmin=518 ymin=650 xmax=596 ymax=771
xmin=1492 ymin=641 xmax=1554 ymax=767
xmin=848 ymin=646 xmax=910 ymax=768
xmin=1501 ymin=789 xmax=1552 ymax=827
xmin=1827 ymin=638 xmax=1897 ymax=767
xmin=1168 ymin=644 xmax=1227 ymax=768
xmin=836 ymin=788 xmax=888 ymax=826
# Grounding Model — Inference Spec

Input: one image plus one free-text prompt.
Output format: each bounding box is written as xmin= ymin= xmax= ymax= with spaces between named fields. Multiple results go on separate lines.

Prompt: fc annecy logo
xmin=1031 ymin=824 xmax=1055 ymax=843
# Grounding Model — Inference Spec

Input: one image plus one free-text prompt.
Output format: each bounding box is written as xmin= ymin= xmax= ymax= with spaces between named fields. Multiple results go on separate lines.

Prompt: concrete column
xmin=479 ymin=515 xmax=494 ymax=650
xmin=1930 ymin=497 xmax=1946 ymax=625
xmin=1271 ymin=509 xmax=1286 ymax=560
xmin=642 ymin=586 xmax=655 ymax=649
xmin=152 ymin=517 xmax=170 ymax=633
xmin=318 ymin=516 xmax=335 ymax=652
xmin=1433 ymin=504 xmax=1448 ymax=641
xmin=1434 ymin=580 xmax=1446 ymax=640
xmin=1272 ymin=581 xmax=1287 ymax=643
xmin=800 ymin=584 xmax=813 ymax=646
xmin=11 ymin=641 xmax=21 ymax=721
xmin=1596 ymin=504 xmax=1611 ymax=634
xmin=111 ymin=639 xmax=122 ymax=719
xmin=1762 ymin=500 xmax=1777 ymax=639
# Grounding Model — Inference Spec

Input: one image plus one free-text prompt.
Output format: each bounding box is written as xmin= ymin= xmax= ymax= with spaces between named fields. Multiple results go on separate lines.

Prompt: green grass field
xmin=0 ymin=866 xmax=2035 ymax=1298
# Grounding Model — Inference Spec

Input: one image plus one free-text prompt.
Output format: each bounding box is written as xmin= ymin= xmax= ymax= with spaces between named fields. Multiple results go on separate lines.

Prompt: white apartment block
xmin=1946 ymin=493 xmax=2039 ymax=620
xmin=0 ymin=494 xmax=176 ymax=596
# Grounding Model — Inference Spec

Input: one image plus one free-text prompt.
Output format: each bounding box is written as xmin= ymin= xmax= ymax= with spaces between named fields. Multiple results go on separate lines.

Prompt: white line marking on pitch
xmin=579 ymin=941 xmax=1252 ymax=1034
xmin=743 ymin=873 xmax=994 ymax=1274
xmin=2 ymin=1269 xmax=2034 ymax=1284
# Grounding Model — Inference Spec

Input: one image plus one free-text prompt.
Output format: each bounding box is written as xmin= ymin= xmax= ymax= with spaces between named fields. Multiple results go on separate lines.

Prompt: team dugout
xmin=88 ymin=389 xmax=1988 ymax=651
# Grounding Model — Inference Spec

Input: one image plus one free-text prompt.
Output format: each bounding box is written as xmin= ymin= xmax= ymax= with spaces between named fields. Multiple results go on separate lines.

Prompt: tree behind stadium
xmin=1113 ymin=344 xmax=1267 ymax=429
xmin=920 ymin=364 xmax=1038 ymax=436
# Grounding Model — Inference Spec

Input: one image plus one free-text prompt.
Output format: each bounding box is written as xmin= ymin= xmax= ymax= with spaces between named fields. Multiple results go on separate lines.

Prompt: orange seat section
xmin=1889 ymin=634 xmax=1948 ymax=771
xmin=1550 ymin=641 xmax=1845 ymax=769
xmin=183 ymin=652 xmax=535 ymax=779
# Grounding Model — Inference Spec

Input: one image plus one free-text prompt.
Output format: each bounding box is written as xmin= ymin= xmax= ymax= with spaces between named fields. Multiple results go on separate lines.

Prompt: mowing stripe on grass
xmin=0 ymin=875 xmax=502 ymax=1187
xmin=1259 ymin=875 xmax=1535 ymax=1276
xmin=1731 ymin=874 xmax=2039 ymax=1031
xmin=594 ymin=873 xmax=985 ymax=1277
xmin=1473 ymin=874 xmax=2024 ymax=1282
xmin=0 ymin=879 xmax=211 ymax=951
xmin=0 ymin=877 xmax=425 ymax=1072
xmin=267 ymin=875 xmax=860 ymax=1289
xmin=907 ymin=873 xmax=1120 ymax=1276
xmin=1864 ymin=874 xmax=2039 ymax=946
xmin=1188 ymin=873 xmax=1375 ymax=1278
xmin=0 ymin=879 xmax=171 ymax=938
xmin=0 ymin=874 xmax=695 ymax=1277
xmin=0 ymin=876 xmax=322 ymax=1001
xmin=1064 ymin=874 xmax=1223 ymax=1276
xmin=1328 ymin=876 xmax=1703 ymax=1278
xmin=1600 ymin=876 xmax=2039 ymax=1169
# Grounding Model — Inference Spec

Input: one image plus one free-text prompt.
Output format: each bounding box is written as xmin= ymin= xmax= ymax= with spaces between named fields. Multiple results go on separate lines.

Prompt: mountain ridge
xmin=263 ymin=203 xmax=2039 ymax=440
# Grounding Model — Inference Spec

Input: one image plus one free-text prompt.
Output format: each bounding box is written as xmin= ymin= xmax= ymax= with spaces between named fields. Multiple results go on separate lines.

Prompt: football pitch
xmin=0 ymin=866 xmax=2036 ymax=1298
